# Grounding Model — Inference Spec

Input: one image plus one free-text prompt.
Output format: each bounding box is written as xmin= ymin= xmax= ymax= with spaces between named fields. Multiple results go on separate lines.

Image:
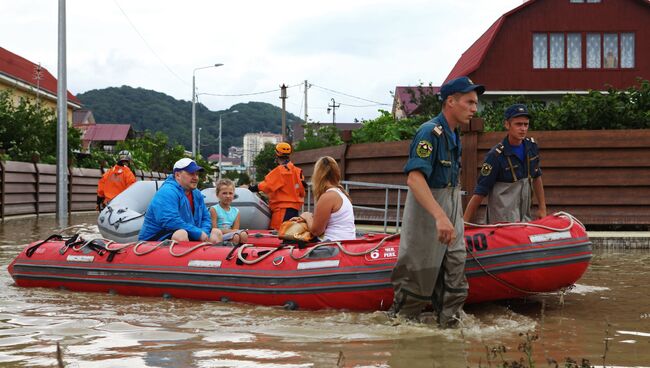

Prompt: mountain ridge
xmin=77 ymin=85 xmax=302 ymax=156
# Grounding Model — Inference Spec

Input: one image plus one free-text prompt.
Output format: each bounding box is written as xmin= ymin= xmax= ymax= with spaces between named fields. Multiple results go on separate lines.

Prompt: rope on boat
xmin=464 ymin=211 xmax=585 ymax=232
xmin=289 ymin=232 xmax=401 ymax=261
xmin=235 ymin=244 xmax=280 ymax=265
xmin=466 ymin=250 xmax=540 ymax=295
xmin=169 ymin=241 xmax=213 ymax=257
xmin=133 ymin=239 xmax=175 ymax=256
xmin=71 ymin=238 xmax=116 ymax=252
xmin=104 ymin=241 xmax=139 ymax=252
xmin=234 ymin=233 xmax=401 ymax=265
xmin=464 ymin=211 xmax=585 ymax=296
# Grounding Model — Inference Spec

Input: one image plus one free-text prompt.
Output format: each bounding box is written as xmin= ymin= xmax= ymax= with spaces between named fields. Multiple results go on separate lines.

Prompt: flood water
xmin=0 ymin=213 xmax=649 ymax=368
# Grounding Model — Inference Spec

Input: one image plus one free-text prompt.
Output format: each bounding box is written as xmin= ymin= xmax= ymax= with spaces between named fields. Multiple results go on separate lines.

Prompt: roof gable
xmin=393 ymin=86 xmax=440 ymax=116
xmin=0 ymin=46 xmax=81 ymax=105
xmin=82 ymin=124 xmax=132 ymax=141
xmin=445 ymin=0 xmax=650 ymax=83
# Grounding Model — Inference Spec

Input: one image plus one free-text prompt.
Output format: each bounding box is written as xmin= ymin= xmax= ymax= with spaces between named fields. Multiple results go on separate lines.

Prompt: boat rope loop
xmin=71 ymin=238 xmax=123 ymax=262
xmin=25 ymin=234 xmax=64 ymax=257
xmin=234 ymin=233 xmax=401 ymax=265
xmin=464 ymin=211 xmax=585 ymax=232
xmin=235 ymin=244 xmax=284 ymax=265
xmin=467 ymin=251 xmax=540 ymax=295
xmin=133 ymin=239 xmax=175 ymax=256
xmin=169 ymin=241 xmax=213 ymax=257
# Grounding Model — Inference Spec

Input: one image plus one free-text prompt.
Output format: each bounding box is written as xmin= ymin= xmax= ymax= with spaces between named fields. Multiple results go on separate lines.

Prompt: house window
xmin=587 ymin=33 xmax=601 ymax=68
xmin=550 ymin=33 xmax=565 ymax=68
xmin=535 ymin=32 xmax=635 ymax=70
xmin=621 ymin=33 xmax=635 ymax=68
xmin=533 ymin=33 xmax=548 ymax=69
xmin=603 ymin=33 xmax=618 ymax=68
xmin=567 ymin=33 xmax=582 ymax=68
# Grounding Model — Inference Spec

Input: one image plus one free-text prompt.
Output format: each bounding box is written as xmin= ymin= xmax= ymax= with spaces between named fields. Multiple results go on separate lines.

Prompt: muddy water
xmin=0 ymin=214 xmax=648 ymax=368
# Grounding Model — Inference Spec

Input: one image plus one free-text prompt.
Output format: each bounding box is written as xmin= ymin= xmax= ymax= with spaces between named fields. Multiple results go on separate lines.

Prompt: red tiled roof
xmin=82 ymin=124 xmax=131 ymax=142
xmin=394 ymin=86 xmax=440 ymax=115
xmin=0 ymin=46 xmax=81 ymax=105
xmin=445 ymin=1 xmax=534 ymax=83
xmin=208 ymin=154 xmax=225 ymax=162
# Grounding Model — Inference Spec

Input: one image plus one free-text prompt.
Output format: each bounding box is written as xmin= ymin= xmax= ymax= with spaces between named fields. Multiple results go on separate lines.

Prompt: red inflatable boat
xmin=7 ymin=213 xmax=592 ymax=311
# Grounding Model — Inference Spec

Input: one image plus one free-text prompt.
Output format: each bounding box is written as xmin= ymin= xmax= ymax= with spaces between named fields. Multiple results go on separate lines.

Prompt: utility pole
xmin=304 ymin=80 xmax=309 ymax=124
xmin=280 ymin=84 xmax=287 ymax=142
xmin=56 ymin=0 xmax=68 ymax=227
xmin=327 ymin=98 xmax=340 ymax=125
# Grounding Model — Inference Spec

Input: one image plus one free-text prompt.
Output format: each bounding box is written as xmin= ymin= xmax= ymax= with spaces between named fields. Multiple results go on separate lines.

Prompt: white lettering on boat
xmin=188 ymin=260 xmax=222 ymax=268
xmin=297 ymin=260 xmax=340 ymax=270
xmin=66 ymin=255 xmax=94 ymax=262
xmin=365 ymin=246 xmax=397 ymax=262
xmin=529 ymin=231 xmax=572 ymax=243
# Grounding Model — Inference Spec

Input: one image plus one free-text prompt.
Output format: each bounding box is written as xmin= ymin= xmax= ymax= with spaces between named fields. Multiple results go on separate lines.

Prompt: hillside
xmin=77 ymin=86 xmax=302 ymax=156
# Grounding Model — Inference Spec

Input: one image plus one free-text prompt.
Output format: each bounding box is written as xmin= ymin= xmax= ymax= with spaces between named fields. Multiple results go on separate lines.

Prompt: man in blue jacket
xmin=463 ymin=103 xmax=547 ymax=224
xmin=139 ymin=158 xmax=220 ymax=242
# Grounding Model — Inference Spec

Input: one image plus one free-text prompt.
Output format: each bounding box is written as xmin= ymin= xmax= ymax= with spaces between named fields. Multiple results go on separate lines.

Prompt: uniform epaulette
xmin=431 ymin=124 xmax=443 ymax=137
xmin=495 ymin=143 xmax=505 ymax=154
xmin=528 ymin=137 xmax=536 ymax=144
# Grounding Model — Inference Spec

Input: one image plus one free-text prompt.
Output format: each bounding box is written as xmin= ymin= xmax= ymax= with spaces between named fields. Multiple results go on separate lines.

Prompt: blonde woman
xmin=296 ymin=156 xmax=356 ymax=240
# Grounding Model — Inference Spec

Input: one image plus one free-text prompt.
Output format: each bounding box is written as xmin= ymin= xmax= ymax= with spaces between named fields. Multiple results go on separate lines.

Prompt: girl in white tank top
xmin=322 ymin=188 xmax=356 ymax=240
xmin=295 ymin=156 xmax=357 ymax=241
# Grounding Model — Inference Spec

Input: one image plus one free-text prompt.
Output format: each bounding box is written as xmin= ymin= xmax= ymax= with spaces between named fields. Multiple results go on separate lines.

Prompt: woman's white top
xmin=322 ymin=188 xmax=356 ymax=241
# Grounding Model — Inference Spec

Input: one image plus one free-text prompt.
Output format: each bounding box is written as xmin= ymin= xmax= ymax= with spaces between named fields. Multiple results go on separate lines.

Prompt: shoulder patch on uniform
xmin=480 ymin=162 xmax=492 ymax=176
xmin=431 ymin=125 xmax=443 ymax=137
xmin=416 ymin=140 xmax=433 ymax=158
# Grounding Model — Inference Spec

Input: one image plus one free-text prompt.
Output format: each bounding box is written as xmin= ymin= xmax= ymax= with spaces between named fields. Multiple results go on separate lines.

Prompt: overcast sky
xmin=1 ymin=0 xmax=524 ymax=123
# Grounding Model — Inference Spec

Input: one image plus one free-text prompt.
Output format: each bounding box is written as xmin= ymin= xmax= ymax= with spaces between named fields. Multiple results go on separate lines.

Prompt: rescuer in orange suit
xmin=96 ymin=150 xmax=137 ymax=210
xmin=249 ymin=142 xmax=306 ymax=230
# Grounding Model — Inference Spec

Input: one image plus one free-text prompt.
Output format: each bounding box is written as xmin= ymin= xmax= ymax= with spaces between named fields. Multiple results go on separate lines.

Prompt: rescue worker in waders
xmin=249 ymin=142 xmax=306 ymax=230
xmin=97 ymin=150 xmax=137 ymax=210
xmin=389 ymin=76 xmax=484 ymax=328
xmin=463 ymin=103 xmax=547 ymax=224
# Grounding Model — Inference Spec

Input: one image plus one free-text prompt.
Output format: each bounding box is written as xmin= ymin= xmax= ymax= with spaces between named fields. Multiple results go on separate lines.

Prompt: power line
xmin=200 ymin=88 xmax=280 ymax=97
xmin=310 ymin=83 xmax=391 ymax=106
xmin=339 ymin=102 xmax=386 ymax=108
xmin=200 ymin=83 xmax=302 ymax=97
xmin=113 ymin=0 xmax=187 ymax=86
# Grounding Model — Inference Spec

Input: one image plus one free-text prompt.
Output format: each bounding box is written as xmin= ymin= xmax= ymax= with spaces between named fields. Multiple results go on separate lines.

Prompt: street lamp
xmin=192 ymin=63 xmax=223 ymax=157
xmin=219 ymin=110 xmax=239 ymax=180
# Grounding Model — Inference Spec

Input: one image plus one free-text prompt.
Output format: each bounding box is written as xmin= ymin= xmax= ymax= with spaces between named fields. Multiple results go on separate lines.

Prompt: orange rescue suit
xmin=97 ymin=164 xmax=137 ymax=204
xmin=258 ymin=162 xmax=305 ymax=230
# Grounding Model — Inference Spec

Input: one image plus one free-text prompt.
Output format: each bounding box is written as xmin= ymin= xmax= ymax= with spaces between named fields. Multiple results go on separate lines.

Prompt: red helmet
xmin=275 ymin=142 xmax=292 ymax=157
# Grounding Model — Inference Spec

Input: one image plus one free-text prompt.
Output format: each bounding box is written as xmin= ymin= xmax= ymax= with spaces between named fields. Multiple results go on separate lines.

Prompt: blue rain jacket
xmin=138 ymin=176 xmax=211 ymax=241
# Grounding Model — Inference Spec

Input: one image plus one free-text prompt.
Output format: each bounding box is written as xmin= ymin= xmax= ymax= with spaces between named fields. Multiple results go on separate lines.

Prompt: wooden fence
xmin=0 ymin=162 xmax=167 ymax=219
xmin=3 ymin=128 xmax=649 ymax=226
xmin=292 ymin=127 xmax=650 ymax=226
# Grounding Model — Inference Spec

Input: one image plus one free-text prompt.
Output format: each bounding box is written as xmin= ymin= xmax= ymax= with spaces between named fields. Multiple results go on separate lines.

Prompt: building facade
xmin=445 ymin=0 xmax=649 ymax=104
xmin=242 ymin=132 xmax=282 ymax=169
xmin=0 ymin=46 xmax=81 ymax=120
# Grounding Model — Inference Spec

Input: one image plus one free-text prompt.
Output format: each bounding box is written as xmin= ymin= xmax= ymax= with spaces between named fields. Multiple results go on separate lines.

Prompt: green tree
xmin=223 ymin=171 xmax=251 ymax=185
xmin=294 ymin=123 xmax=344 ymax=151
xmin=253 ymin=142 xmax=278 ymax=182
xmin=0 ymin=89 xmax=81 ymax=163
xmin=351 ymin=110 xmax=430 ymax=144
